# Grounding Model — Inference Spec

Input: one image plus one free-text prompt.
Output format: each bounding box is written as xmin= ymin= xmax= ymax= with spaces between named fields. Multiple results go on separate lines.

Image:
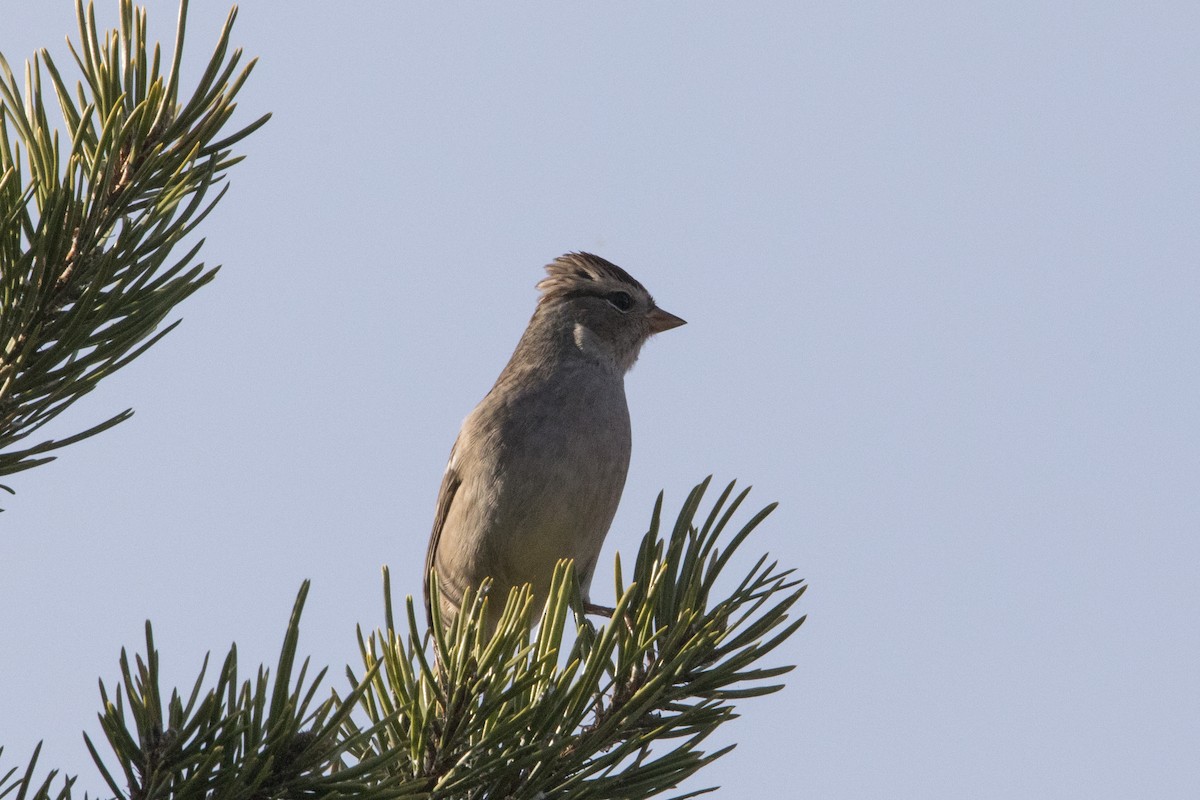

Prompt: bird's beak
xmin=646 ymin=306 xmax=687 ymax=334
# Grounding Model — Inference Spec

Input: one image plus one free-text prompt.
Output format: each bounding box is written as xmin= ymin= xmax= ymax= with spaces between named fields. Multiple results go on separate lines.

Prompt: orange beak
xmin=646 ymin=306 xmax=687 ymax=334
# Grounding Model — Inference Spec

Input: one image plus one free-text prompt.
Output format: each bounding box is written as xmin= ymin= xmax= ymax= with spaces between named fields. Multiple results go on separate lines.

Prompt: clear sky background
xmin=2 ymin=2 xmax=1197 ymax=798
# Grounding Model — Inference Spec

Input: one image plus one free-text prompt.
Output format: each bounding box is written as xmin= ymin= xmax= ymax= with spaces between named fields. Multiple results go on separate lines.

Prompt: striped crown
xmin=536 ymin=252 xmax=650 ymax=304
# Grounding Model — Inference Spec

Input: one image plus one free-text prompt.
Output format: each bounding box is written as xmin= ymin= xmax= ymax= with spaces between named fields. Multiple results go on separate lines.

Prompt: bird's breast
xmin=476 ymin=370 xmax=631 ymax=586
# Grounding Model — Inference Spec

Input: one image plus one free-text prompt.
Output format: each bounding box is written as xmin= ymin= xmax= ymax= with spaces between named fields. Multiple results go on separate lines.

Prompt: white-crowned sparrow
xmin=424 ymin=252 xmax=685 ymax=634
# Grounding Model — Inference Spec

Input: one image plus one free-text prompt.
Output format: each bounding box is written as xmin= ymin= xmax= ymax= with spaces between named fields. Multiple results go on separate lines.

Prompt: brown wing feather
xmin=424 ymin=445 xmax=462 ymax=632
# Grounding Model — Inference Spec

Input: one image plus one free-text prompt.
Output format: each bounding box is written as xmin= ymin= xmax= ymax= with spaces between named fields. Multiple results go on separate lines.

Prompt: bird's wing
xmin=424 ymin=441 xmax=463 ymax=632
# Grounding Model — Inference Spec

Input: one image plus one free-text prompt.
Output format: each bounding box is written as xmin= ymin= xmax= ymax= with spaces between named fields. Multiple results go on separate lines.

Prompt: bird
xmin=424 ymin=252 xmax=686 ymax=636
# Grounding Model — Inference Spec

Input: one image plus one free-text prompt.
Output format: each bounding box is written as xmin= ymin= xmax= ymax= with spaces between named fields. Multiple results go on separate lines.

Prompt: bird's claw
xmin=583 ymin=602 xmax=617 ymax=618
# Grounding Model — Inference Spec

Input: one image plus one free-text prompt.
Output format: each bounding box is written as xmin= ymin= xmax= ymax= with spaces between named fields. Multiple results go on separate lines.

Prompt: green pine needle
xmin=0 ymin=478 xmax=805 ymax=800
xmin=0 ymin=0 xmax=269 ymax=494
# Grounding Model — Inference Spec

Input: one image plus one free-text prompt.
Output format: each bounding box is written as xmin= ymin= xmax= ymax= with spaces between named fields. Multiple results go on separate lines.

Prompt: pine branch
xmin=347 ymin=477 xmax=805 ymax=800
xmin=0 ymin=478 xmax=804 ymax=800
xmin=1 ymin=584 xmax=427 ymax=800
xmin=79 ymin=584 xmax=425 ymax=800
xmin=0 ymin=0 xmax=268 ymax=493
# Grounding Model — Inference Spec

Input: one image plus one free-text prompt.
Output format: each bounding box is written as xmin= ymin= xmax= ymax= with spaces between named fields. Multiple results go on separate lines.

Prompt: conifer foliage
xmin=0 ymin=0 xmax=267 ymax=490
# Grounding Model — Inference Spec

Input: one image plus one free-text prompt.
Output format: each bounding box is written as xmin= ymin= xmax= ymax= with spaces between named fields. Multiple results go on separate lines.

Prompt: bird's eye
xmin=606 ymin=290 xmax=634 ymax=312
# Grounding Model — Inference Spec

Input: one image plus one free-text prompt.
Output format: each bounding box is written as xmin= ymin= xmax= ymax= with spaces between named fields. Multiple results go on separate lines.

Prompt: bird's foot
xmin=583 ymin=601 xmax=616 ymax=618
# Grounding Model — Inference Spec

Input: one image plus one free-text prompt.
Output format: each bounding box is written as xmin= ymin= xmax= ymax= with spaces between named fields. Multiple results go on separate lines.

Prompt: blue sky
xmin=2 ymin=3 xmax=1198 ymax=797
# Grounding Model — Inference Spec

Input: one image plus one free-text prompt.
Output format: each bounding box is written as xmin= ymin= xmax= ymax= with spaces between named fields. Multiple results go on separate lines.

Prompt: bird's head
xmin=534 ymin=252 xmax=685 ymax=372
